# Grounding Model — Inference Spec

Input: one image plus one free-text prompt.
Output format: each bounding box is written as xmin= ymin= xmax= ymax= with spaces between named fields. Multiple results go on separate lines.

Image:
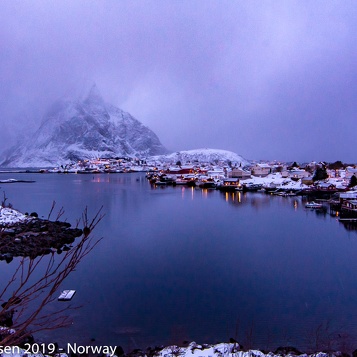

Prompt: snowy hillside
xmin=151 ymin=148 xmax=250 ymax=166
xmin=0 ymin=84 xmax=168 ymax=167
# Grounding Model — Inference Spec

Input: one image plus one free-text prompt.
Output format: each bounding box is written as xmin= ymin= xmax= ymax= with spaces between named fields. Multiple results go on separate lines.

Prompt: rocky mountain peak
xmin=0 ymin=86 xmax=168 ymax=167
xmin=83 ymin=83 xmax=105 ymax=108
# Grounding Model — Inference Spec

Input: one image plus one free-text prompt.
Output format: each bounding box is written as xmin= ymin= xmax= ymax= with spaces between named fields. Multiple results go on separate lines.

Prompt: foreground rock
xmin=0 ymin=206 xmax=32 ymax=226
xmin=125 ymin=342 xmax=351 ymax=357
xmin=0 ymin=218 xmax=83 ymax=260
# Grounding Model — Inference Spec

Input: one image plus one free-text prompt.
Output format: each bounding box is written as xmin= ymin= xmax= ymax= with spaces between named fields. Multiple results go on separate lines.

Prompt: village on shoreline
xmin=1 ymin=155 xmax=356 ymax=221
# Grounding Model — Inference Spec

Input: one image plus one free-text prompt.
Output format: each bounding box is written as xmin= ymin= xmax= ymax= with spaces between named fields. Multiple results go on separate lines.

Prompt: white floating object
xmin=58 ymin=290 xmax=76 ymax=301
xmin=305 ymin=201 xmax=323 ymax=209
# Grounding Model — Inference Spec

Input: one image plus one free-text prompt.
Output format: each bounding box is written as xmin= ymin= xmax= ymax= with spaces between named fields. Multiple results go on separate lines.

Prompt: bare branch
xmin=0 ymin=206 xmax=105 ymax=346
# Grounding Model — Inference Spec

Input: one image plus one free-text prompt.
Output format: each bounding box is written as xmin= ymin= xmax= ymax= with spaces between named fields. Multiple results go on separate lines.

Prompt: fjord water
xmin=1 ymin=172 xmax=357 ymax=350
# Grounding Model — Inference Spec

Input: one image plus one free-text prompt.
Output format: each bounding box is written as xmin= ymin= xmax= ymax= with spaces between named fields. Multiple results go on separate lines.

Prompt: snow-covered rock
xmin=152 ymin=343 xmax=338 ymax=357
xmin=0 ymin=206 xmax=32 ymax=226
xmin=0 ymin=84 xmax=168 ymax=167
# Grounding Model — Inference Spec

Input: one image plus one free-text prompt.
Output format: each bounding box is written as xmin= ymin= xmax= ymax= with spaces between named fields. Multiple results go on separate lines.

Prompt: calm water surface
xmin=1 ymin=172 xmax=357 ymax=351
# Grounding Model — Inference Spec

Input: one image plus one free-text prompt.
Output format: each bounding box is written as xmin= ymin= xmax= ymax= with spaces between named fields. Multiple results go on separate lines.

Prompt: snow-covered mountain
xmin=0 ymin=84 xmax=168 ymax=167
xmin=150 ymin=148 xmax=250 ymax=166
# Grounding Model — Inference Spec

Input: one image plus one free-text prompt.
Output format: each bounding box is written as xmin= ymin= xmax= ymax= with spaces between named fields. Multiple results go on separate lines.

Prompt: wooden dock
xmin=339 ymin=218 xmax=357 ymax=222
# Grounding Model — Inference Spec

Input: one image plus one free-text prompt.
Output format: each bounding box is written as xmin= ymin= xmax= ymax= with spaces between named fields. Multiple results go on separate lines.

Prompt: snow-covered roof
xmin=289 ymin=169 xmax=307 ymax=173
xmin=254 ymin=163 xmax=271 ymax=168
xmin=316 ymin=182 xmax=335 ymax=187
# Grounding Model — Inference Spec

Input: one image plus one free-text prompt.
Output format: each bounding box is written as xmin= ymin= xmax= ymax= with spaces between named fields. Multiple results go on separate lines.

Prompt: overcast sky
xmin=0 ymin=0 xmax=356 ymax=163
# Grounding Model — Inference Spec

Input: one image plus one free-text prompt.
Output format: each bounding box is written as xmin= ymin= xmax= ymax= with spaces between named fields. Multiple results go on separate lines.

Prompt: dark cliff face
xmin=1 ymin=85 xmax=168 ymax=167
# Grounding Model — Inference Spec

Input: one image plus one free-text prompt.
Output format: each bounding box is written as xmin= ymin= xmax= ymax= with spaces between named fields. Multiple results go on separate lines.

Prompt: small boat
xmin=217 ymin=178 xmax=241 ymax=192
xmin=197 ymin=179 xmax=216 ymax=189
xmin=175 ymin=178 xmax=191 ymax=185
xmin=263 ymin=183 xmax=278 ymax=193
xmin=242 ymin=183 xmax=263 ymax=192
xmin=58 ymin=290 xmax=76 ymax=301
xmin=154 ymin=181 xmax=167 ymax=185
xmin=305 ymin=201 xmax=323 ymax=209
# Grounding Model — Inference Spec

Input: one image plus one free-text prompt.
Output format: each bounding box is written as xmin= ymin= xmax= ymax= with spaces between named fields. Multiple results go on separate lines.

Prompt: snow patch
xmin=0 ymin=206 xmax=32 ymax=226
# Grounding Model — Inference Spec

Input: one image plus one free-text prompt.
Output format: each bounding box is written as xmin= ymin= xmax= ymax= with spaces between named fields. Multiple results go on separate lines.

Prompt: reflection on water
xmin=223 ymin=191 xmax=242 ymax=204
xmin=340 ymin=221 xmax=357 ymax=234
xmin=1 ymin=173 xmax=357 ymax=352
xmin=221 ymin=190 xmax=298 ymax=211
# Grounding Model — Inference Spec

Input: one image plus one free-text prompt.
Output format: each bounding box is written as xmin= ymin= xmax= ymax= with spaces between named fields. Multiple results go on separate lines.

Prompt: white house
xmin=251 ymin=164 xmax=271 ymax=177
xmin=288 ymin=169 xmax=310 ymax=179
xmin=345 ymin=167 xmax=357 ymax=179
xmin=207 ymin=169 xmax=225 ymax=180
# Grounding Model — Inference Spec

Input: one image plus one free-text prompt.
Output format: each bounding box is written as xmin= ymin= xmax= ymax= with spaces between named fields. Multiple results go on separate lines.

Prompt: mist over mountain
xmin=1 ymin=84 xmax=168 ymax=167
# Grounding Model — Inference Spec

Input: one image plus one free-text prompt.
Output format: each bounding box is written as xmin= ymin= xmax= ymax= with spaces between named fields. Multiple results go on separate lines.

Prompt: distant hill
xmin=150 ymin=148 xmax=250 ymax=166
xmin=0 ymin=84 xmax=168 ymax=167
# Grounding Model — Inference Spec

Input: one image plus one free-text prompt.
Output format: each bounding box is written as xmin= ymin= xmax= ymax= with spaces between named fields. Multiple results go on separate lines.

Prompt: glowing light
xmin=181 ymin=187 xmax=185 ymax=199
